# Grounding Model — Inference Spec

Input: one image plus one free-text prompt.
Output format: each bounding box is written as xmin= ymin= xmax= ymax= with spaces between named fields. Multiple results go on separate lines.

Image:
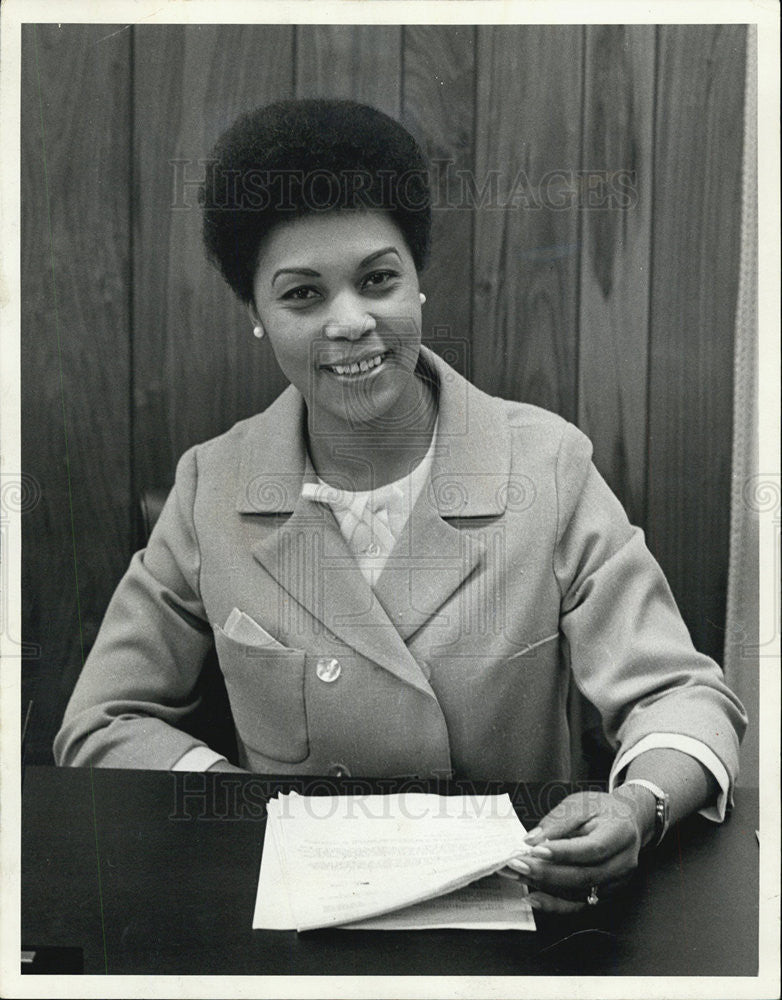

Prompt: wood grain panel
xmin=577 ymin=26 xmax=655 ymax=527
xmin=21 ymin=24 xmax=132 ymax=763
xmin=295 ymin=25 xmax=402 ymax=118
xmin=472 ymin=26 xmax=583 ymax=419
xmin=133 ymin=25 xmax=294 ymax=495
xmin=402 ymin=26 xmax=476 ymax=376
xmin=647 ymin=25 xmax=746 ymax=662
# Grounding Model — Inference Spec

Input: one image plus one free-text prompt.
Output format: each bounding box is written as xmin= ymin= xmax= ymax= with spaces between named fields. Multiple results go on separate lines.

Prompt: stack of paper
xmin=253 ymin=790 xmax=536 ymax=932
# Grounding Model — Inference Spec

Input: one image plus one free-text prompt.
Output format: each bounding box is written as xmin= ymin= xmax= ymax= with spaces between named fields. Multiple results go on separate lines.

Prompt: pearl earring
xmin=419 ymin=293 xmax=426 ymax=305
xmin=252 ymin=325 xmax=264 ymax=339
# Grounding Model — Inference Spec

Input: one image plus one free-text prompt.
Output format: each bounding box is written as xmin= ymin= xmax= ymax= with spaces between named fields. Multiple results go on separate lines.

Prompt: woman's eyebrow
xmin=359 ymin=247 xmax=401 ymax=268
xmin=271 ymin=266 xmax=320 ymax=286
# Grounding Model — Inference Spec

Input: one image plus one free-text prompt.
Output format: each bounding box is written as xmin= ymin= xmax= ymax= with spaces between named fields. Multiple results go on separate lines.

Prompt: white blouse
xmin=300 ymin=422 xmax=438 ymax=587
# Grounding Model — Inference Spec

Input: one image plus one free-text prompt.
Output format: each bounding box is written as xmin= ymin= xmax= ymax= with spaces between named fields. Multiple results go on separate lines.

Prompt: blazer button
xmin=315 ymin=656 xmax=341 ymax=682
xmin=329 ymin=762 xmax=351 ymax=777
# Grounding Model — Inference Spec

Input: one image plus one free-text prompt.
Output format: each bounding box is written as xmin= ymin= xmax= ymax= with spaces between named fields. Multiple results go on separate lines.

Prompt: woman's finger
xmin=506 ymin=858 xmax=636 ymax=906
xmin=527 ymin=817 xmax=636 ymax=867
xmin=518 ymin=867 xmax=630 ymax=904
xmin=517 ymin=857 xmax=627 ymax=894
xmin=527 ymin=891 xmax=586 ymax=914
xmin=524 ymin=791 xmax=606 ymax=845
xmin=509 ymin=841 xmax=638 ymax=897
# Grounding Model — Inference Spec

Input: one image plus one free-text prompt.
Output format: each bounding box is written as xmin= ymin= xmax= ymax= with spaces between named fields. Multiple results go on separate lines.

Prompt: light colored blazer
xmin=54 ymin=348 xmax=746 ymax=782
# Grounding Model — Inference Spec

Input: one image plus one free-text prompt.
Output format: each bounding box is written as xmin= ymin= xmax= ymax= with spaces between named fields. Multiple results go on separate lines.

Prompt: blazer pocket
xmin=212 ymin=625 xmax=309 ymax=763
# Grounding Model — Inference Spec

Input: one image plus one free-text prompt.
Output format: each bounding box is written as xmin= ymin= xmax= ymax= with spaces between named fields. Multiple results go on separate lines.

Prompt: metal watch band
xmin=622 ymin=778 xmax=671 ymax=848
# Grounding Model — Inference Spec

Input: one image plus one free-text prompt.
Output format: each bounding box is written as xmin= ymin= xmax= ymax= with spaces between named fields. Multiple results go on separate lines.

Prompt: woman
xmin=54 ymin=99 xmax=746 ymax=913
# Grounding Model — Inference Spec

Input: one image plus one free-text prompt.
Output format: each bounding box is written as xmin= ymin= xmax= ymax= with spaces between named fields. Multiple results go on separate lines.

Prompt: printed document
xmin=253 ymin=791 xmax=535 ymax=931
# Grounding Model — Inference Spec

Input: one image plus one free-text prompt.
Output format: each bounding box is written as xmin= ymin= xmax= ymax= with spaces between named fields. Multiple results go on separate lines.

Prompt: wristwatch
xmin=622 ymin=778 xmax=671 ymax=848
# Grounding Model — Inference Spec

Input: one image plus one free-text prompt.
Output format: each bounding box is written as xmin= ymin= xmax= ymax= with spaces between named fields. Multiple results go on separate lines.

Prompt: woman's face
xmin=250 ymin=210 xmax=424 ymax=436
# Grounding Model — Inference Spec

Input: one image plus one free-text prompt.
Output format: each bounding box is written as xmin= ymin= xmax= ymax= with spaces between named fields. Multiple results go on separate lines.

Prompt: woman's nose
xmin=323 ymin=296 xmax=377 ymax=340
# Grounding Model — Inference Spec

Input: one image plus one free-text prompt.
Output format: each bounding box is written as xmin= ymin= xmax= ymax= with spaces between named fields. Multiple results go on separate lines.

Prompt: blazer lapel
xmin=373 ymin=346 xmax=512 ymax=640
xmin=251 ymin=494 xmax=436 ymax=697
xmin=236 ymin=388 xmax=434 ymax=694
xmin=372 ymin=485 xmax=485 ymax=642
xmin=235 ymin=385 xmax=309 ymax=515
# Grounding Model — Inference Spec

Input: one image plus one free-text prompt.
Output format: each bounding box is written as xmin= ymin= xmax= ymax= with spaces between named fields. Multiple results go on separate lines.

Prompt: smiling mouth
xmin=320 ymin=350 xmax=391 ymax=377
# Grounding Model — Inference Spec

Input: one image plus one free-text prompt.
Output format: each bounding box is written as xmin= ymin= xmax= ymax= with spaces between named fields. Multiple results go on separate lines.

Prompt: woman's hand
xmin=506 ymin=787 xmax=657 ymax=913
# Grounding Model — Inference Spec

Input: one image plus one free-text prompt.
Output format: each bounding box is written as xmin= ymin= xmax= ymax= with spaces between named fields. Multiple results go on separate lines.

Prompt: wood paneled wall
xmin=22 ymin=24 xmax=133 ymax=765
xmin=21 ymin=23 xmax=748 ymax=765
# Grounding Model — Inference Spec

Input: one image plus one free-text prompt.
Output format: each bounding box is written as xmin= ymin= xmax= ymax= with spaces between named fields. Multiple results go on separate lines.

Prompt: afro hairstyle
xmin=200 ymin=98 xmax=432 ymax=305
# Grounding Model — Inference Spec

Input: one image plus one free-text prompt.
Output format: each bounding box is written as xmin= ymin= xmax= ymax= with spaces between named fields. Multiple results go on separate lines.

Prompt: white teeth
xmin=327 ymin=353 xmax=385 ymax=376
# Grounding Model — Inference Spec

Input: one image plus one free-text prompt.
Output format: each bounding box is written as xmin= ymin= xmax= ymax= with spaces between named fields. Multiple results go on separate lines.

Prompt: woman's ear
xmin=247 ymin=302 xmax=265 ymax=340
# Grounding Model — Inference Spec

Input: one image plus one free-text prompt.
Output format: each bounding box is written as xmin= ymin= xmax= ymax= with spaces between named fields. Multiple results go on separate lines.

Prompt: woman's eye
xmin=361 ymin=269 xmax=398 ymax=290
xmin=281 ymin=286 xmax=320 ymax=302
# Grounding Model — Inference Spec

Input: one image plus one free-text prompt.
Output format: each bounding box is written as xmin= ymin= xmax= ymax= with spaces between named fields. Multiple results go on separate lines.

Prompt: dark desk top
xmin=21 ymin=767 xmax=758 ymax=976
